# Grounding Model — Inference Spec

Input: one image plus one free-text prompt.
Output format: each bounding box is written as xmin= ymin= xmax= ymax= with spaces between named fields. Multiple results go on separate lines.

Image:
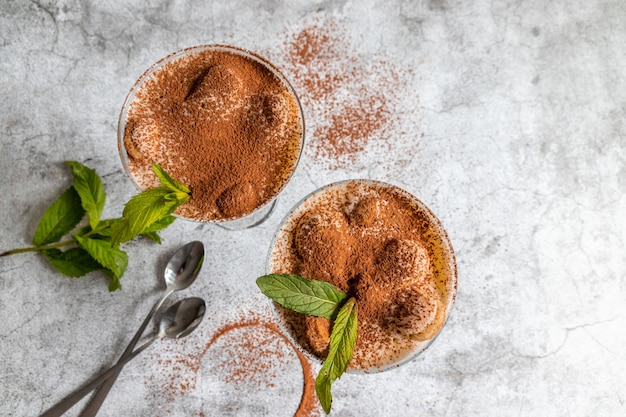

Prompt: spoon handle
xmin=76 ymin=289 xmax=172 ymax=417
xmin=39 ymin=336 xmax=158 ymax=417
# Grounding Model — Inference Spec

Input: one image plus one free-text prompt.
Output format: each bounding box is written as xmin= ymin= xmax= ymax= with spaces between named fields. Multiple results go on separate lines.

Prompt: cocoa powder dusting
xmin=124 ymin=46 xmax=303 ymax=221
xmin=146 ymin=313 xmax=321 ymax=417
xmin=270 ymin=181 xmax=456 ymax=371
xmin=272 ymin=15 xmax=417 ymax=168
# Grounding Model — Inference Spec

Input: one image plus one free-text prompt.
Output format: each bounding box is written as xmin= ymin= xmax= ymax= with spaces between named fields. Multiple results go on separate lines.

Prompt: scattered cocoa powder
xmin=270 ymin=14 xmax=417 ymax=168
xmin=196 ymin=318 xmax=319 ymax=417
xmin=123 ymin=45 xmax=303 ymax=221
xmin=269 ymin=180 xmax=457 ymax=371
xmin=145 ymin=313 xmax=321 ymax=417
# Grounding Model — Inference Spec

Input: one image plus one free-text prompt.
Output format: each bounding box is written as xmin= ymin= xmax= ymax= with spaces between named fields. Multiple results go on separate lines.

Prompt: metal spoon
xmin=78 ymin=240 xmax=204 ymax=416
xmin=40 ymin=297 xmax=207 ymax=417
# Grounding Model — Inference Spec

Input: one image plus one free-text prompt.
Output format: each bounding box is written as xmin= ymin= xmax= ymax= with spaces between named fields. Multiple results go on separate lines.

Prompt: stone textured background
xmin=1 ymin=1 xmax=625 ymax=416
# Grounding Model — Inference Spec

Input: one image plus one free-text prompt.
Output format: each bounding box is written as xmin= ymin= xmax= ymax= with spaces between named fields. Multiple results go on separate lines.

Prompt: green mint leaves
xmin=108 ymin=189 xmax=175 ymax=247
xmin=111 ymin=164 xmax=190 ymax=247
xmin=74 ymin=234 xmax=128 ymax=291
xmin=66 ymin=161 xmax=105 ymax=229
xmin=256 ymin=273 xmax=358 ymax=414
xmin=43 ymin=248 xmax=103 ymax=278
xmin=110 ymin=164 xmax=189 ymax=247
xmin=1 ymin=161 xmax=189 ymax=291
xmin=316 ymin=298 xmax=358 ymax=414
xmin=256 ymin=274 xmax=348 ymax=319
xmin=153 ymin=163 xmax=191 ymax=194
xmin=32 ymin=187 xmax=85 ymax=246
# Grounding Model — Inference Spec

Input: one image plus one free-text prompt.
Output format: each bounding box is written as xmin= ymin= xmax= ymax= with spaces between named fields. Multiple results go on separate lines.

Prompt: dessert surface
xmin=123 ymin=47 xmax=303 ymax=221
xmin=270 ymin=181 xmax=457 ymax=371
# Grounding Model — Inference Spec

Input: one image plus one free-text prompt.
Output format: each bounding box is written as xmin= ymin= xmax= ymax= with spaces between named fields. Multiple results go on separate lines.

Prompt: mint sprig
xmin=256 ymin=273 xmax=358 ymax=414
xmin=256 ymin=274 xmax=348 ymax=319
xmin=0 ymin=161 xmax=189 ymax=291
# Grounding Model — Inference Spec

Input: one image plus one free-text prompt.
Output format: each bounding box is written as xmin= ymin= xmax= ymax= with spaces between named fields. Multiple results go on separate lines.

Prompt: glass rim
xmin=117 ymin=43 xmax=306 ymax=225
xmin=264 ymin=178 xmax=458 ymax=373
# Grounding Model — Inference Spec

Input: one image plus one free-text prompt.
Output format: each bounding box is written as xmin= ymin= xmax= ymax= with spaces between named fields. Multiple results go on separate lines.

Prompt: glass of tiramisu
xmin=267 ymin=180 xmax=457 ymax=372
xmin=118 ymin=44 xmax=304 ymax=228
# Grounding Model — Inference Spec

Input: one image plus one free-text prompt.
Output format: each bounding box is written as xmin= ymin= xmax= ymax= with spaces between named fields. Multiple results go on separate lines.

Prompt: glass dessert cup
xmin=266 ymin=179 xmax=458 ymax=373
xmin=117 ymin=44 xmax=305 ymax=229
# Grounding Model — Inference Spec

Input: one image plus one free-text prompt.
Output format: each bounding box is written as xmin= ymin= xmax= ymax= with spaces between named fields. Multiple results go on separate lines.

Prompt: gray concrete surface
xmin=1 ymin=1 xmax=625 ymax=416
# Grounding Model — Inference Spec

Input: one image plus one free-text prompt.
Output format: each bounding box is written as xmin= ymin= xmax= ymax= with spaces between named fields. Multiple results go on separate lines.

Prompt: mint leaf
xmin=140 ymin=215 xmax=176 ymax=244
xmin=87 ymin=219 xmax=115 ymax=238
xmin=44 ymin=248 xmax=102 ymax=277
xmin=152 ymin=163 xmax=190 ymax=194
xmin=316 ymin=368 xmax=333 ymax=414
xmin=256 ymin=274 xmax=349 ymax=319
xmin=75 ymin=234 xmax=128 ymax=282
xmin=143 ymin=214 xmax=176 ymax=232
xmin=325 ymin=298 xmax=358 ymax=381
xmin=140 ymin=231 xmax=161 ymax=244
xmin=315 ymin=297 xmax=358 ymax=414
xmin=103 ymin=269 xmax=121 ymax=292
xmin=33 ymin=187 xmax=85 ymax=246
xmin=110 ymin=187 xmax=186 ymax=247
xmin=110 ymin=164 xmax=190 ymax=248
xmin=66 ymin=161 xmax=105 ymax=229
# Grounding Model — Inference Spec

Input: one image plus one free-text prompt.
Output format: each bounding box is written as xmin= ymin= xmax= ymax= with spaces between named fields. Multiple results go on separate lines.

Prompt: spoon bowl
xmin=164 ymin=240 xmax=205 ymax=290
xmin=159 ymin=296 xmax=206 ymax=340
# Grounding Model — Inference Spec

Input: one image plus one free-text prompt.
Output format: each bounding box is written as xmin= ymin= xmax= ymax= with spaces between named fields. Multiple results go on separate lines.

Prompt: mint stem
xmin=1 ymin=240 xmax=75 ymax=257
